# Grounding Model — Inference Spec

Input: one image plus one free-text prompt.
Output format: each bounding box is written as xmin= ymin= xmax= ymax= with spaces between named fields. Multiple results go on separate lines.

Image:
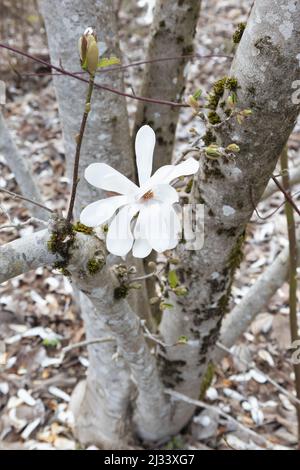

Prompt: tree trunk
xmin=134 ymin=0 xmax=201 ymax=172
xmin=0 ymin=226 xmax=170 ymax=445
xmin=134 ymin=0 xmax=201 ymax=318
xmin=159 ymin=0 xmax=300 ymax=434
xmin=40 ymin=0 xmax=152 ymax=447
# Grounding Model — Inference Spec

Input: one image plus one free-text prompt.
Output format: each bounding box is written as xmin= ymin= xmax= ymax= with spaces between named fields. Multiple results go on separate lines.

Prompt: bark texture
xmin=40 ymin=0 xmax=133 ymax=209
xmin=0 ymin=228 xmax=58 ymax=283
xmin=0 ymin=227 xmax=170 ymax=444
xmin=40 ymin=0 xmax=150 ymax=446
xmin=159 ymin=0 xmax=300 ymax=434
xmin=134 ymin=0 xmax=201 ymax=318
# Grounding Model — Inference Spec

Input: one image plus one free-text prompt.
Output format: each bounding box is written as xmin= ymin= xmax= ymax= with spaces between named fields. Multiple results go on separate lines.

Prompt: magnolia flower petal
xmin=85 ymin=163 xmax=139 ymax=195
xmin=80 ymin=195 xmax=129 ymax=227
xmin=132 ymin=238 xmax=152 ymax=258
xmin=106 ymin=205 xmax=137 ymax=256
xmin=136 ymin=202 xmax=176 ymax=253
xmin=135 ymin=125 xmax=156 ymax=186
xmin=149 ymin=157 xmax=199 ymax=186
xmin=164 ymin=206 xmax=181 ymax=250
xmin=153 ymin=184 xmax=179 ymax=205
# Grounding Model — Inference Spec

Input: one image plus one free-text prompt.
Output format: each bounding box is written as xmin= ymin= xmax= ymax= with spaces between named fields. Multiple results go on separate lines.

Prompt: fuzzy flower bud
xmin=226 ymin=143 xmax=240 ymax=153
xmin=78 ymin=27 xmax=99 ymax=74
xmin=205 ymin=144 xmax=222 ymax=159
xmin=187 ymin=95 xmax=200 ymax=111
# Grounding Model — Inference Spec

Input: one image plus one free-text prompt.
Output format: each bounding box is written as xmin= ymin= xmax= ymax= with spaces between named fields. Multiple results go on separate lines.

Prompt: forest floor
xmin=0 ymin=0 xmax=300 ymax=450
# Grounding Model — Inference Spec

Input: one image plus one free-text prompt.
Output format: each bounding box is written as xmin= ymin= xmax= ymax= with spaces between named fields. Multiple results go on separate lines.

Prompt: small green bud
xmin=159 ymin=302 xmax=174 ymax=311
xmin=226 ymin=143 xmax=240 ymax=153
xmin=174 ymin=286 xmax=188 ymax=296
xmin=193 ymin=89 xmax=202 ymax=100
xmin=227 ymin=94 xmax=235 ymax=109
xmin=241 ymin=108 xmax=252 ymax=116
xmin=205 ymin=144 xmax=222 ymax=159
xmin=78 ymin=27 xmax=99 ymax=74
xmin=177 ymin=335 xmax=188 ymax=344
xmin=187 ymin=95 xmax=200 ymax=110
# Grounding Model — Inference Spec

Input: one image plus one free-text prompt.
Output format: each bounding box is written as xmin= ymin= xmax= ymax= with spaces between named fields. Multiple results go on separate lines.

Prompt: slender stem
xmin=21 ymin=53 xmax=232 ymax=77
xmin=0 ymin=43 xmax=188 ymax=108
xmin=216 ymin=342 xmax=300 ymax=407
xmin=66 ymin=73 xmax=95 ymax=223
xmin=272 ymin=173 xmax=300 ymax=216
xmin=62 ymin=336 xmax=114 ymax=354
xmin=281 ymin=146 xmax=300 ymax=446
xmin=165 ymin=390 xmax=272 ymax=448
xmin=0 ymin=187 xmax=54 ymax=214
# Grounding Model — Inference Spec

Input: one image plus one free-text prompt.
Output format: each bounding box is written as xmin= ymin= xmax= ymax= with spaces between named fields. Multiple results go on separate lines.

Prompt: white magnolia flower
xmin=80 ymin=125 xmax=199 ymax=258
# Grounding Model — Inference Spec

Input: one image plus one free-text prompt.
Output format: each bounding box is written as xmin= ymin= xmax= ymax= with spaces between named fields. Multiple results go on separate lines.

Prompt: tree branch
xmin=0 ymin=111 xmax=47 ymax=220
xmin=0 ymin=228 xmax=59 ymax=284
xmin=66 ymin=72 xmax=95 ymax=222
xmin=281 ymin=147 xmax=300 ymax=444
xmin=262 ymin=166 xmax=300 ymax=200
xmin=0 ymin=43 xmax=188 ymax=108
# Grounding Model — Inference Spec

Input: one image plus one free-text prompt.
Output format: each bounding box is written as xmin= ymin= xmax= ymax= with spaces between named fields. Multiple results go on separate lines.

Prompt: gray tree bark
xmin=159 ymin=0 xmax=300 ymax=434
xmin=134 ymin=0 xmax=201 ymax=172
xmin=134 ymin=0 xmax=202 ymax=317
xmin=0 ymin=111 xmax=46 ymax=220
xmin=40 ymin=0 xmax=151 ymax=446
xmin=0 ymin=227 xmax=171 ymax=445
xmin=2 ymin=0 xmax=300 ymax=448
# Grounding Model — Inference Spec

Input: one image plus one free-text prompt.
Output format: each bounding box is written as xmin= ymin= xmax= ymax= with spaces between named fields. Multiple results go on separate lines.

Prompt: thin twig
xmin=0 ymin=217 xmax=47 ymax=231
xmin=130 ymin=270 xmax=156 ymax=282
xmin=0 ymin=187 xmax=54 ymax=214
xmin=66 ymin=72 xmax=95 ymax=222
xmin=165 ymin=389 xmax=273 ymax=448
xmin=0 ymin=43 xmax=189 ymax=108
xmin=281 ymin=147 xmax=300 ymax=446
xmin=216 ymin=342 xmax=300 ymax=407
xmin=20 ymin=53 xmax=232 ymax=78
xmin=272 ymin=174 xmax=300 ymax=216
xmin=62 ymin=336 xmax=114 ymax=354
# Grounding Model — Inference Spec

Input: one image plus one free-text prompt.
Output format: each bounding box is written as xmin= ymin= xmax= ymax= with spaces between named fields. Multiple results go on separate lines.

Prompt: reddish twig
xmin=66 ymin=73 xmax=95 ymax=223
xmin=0 ymin=43 xmax=189 ymax=108
xmin=20 ymin=53 xmax=232 ymax=78
xmin=272 ymin=174 xmax=300 ymax=216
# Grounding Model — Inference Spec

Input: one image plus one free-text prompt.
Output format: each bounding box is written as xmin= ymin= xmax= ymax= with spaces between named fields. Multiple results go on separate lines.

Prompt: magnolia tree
xmin=1 ymin=0 xmax=300 ymax=449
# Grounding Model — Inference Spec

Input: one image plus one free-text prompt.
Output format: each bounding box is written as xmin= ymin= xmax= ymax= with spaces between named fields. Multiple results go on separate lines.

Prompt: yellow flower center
xmin=141 ymin=189 xmax=154 ymax=201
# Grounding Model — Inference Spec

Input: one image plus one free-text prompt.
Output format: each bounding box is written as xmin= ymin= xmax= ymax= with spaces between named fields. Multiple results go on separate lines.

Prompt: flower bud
xmin=78 ymin=27 xmax=99 ymax=74
xmin=205 ymin=144 xmax=222 ymax=159
xmin=241 ymin=108 xmax=252 ymax=116
xmin=226 ymin=143 xmax=240 ymax=153
xmin=174 ymin=286 xmax=188 ymax=296
xmin=187 ymin=95 xmax=200 ymax=110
